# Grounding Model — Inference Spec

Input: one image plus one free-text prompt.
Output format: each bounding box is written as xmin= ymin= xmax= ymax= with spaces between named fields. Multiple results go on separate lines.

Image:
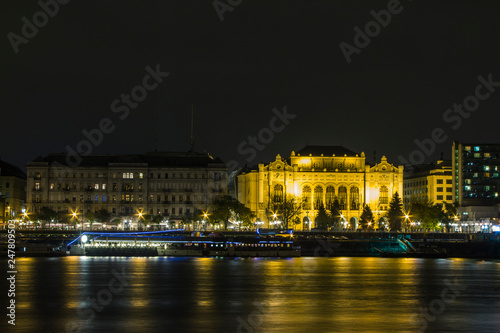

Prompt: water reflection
xmin=2 ymin=257 xmax=499 ymax=333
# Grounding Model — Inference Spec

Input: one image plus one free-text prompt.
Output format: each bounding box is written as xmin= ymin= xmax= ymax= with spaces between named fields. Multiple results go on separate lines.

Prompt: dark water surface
xmin=2 ymin=257 xmax=500 ymax=333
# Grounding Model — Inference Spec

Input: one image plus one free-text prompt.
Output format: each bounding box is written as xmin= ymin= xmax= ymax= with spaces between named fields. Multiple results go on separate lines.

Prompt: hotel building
xmin=26 ymin=152 xmax=227 ymax=227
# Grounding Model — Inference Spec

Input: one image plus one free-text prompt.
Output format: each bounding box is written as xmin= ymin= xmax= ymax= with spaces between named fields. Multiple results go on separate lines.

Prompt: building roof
xmin=0 ymin=159 xmax=27 ymax=179
xmin=294 ymin=145 xmax=358 ymax=157
xmin=29 ymin=152 xmax=226 ymax=168
xmin=404 ymin=160 xmax=452 ymax=178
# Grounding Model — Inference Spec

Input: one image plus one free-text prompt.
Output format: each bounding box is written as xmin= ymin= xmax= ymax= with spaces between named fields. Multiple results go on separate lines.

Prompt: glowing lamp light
xmin=81 ymin=235 xmax=88 ymax=243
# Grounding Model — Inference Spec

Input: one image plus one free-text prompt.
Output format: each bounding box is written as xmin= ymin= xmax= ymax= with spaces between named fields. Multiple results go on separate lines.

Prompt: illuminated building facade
xmin=452 ymin=141 xmax=500 ymax=223
xmin=403 ymin=160 xmax=453 ymax=207
xmin=0 ymin=159 xmax=27 ymax=226
xmin=26 ymin=152 xmax=227 ymax=227
xmin=237 ymin=146 xmax=404 ymax=230
xmin=452 ymin=141 xmax=500 ymax=206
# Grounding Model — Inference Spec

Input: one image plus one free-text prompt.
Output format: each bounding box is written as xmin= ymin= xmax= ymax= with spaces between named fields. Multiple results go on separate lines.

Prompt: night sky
xmin=3 ymin=0 xmax=500 ymax=171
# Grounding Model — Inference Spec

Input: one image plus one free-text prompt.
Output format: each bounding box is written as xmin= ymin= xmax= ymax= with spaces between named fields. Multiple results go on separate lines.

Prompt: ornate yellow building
xmin=237 ymin=146 xmax=404 ymax=230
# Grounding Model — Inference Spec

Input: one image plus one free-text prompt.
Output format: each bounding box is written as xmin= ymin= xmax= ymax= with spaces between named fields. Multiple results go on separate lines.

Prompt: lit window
xmin=437 ymin=187 xmax=443 ymax=192
xmin=94 ymin=184 xmax=99 ymax=190
xmin=484 ymin=153 xmax=490 ymax=158
xmin=102 ymin=184 xmax=106 ymax=190
xmin=474 ymin=146 xmax=480 ymax=152
xmin=464 ymin=146 xmax=471 ymax=151
xmin=139 ymin=173 xmax=144 ymax=179
xmin=465 ymin=185 xmax=471 ymax=191
xmin=35 ymin=183 xmax=40 ymax=190
xmin=102 ymin=195 xmax=106 ymax=202
xmin=50 ymin=183 xmax=54 ymax=190
xmin=123 ymin=172 xmax=134 ymax=179
xmin=484 ymin=166 xmax=490 ymax=171
xmin=474 ymin=153 xmax=481 ymax=158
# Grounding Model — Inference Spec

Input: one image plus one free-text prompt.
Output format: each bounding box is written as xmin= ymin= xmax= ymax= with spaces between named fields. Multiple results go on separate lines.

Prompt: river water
xmin=2 ymin=257 xmax=500 ymax=333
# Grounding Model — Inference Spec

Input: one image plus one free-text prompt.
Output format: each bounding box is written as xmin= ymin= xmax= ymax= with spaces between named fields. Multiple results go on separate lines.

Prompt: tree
xmin=314 ymin=204 xmax=331 ymax=230
xmin=360 ymin=204 xmax=374 ymax=230
xmin=328 ymin=198 xmax=342 ymax=230
xmin=387 ymin=192 xmax=404 ymax=231
xmin=38 ymin=206 xmax=58 ymax=228
xmin=85 ymin=212 xmax=96 ymax=229
xmin=212 ymin=195 xmax=243 ymax=230
xmin=150 ymin=214 xmax=164 ymax=230
xmin=233 ymin=204 xmax=256 ymax=229
xmin=271 ymin=194 xmax=303 ymax=229
xmin=409 ymin=200 xmax=446 ymax=231
xmin=94 ymin=209 xmax=111 ymax=224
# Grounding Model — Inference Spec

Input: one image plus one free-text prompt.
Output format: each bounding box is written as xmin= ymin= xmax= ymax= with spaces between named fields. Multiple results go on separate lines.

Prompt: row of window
xmin=34 ymin=171 xmax=223 ymax=181
xmin=41 ymin=182 xmax=213 ymax=191
xmin=272 ymin=184 xmax=388 ymax=210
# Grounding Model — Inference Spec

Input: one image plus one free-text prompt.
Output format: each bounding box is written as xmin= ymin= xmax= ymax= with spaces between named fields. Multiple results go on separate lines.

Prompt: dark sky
xmin=2 ymin=0 xmax=500 ymax=171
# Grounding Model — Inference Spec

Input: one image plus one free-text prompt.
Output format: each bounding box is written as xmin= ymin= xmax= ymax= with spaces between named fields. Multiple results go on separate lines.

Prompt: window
xmin=446 ymin=179 xmax=452 ymax=184
xmin=50 ymin=183 xmax=54 ymax=190
xmin=474 ymin=153 xmax=481 ymax=158
xmin=179 ymin=195 xmax=183 ymax=202
xmin=35 ymin=182 xmax=40 ymax=190
xmin=379 ymin=186 xmax=388 ymax=205
xmin=350 ymin=186 xmax=359 ymax=210
xmin=102 ymin=184 xmax=106 ymax=190
xmin=273 ymin=184 xmax=284 ymax=203
xmin=302 ymin=186 xmax=311 ymax=210
xmin=437 ymin=179 xmax=443 ymax=184
xmin=314 ymin=186 xmax=323 ymax=209
xmin=446 ymin=187 xmax=452 ymax=192
xmin=172 ymin=208 xmax=176 ymax=215
xmin=139 ymin=173 xmax=144 ymax=179
xmin=484 ymin=153 xmax=491 ymax=158
xmin=446 ymin=195 xmax=452 ymax=201
xmin=149 ymin=195 xmax=154 ymax=203
xmin=102 ymin=195 xmax=106 ymax=202
xmin=338 ymin=186 xmax=347 ymax=209
xmin=474 ymin=146 xmax=480 ymax=152
xmin=214 ymin=172 xmax=221 ymax=181
xmin=437 ymin=195 xmax=443 ymax=200
xmin=325 ymin=186 xmax=335 ymax=208
xmin=172 ymin=195 xmax=176 ymax=202
xmin=95 ymin=184 xmax=99 ymax=190
xmin=179 ymin=208 xmax=183 ymax=215
xmin=437 ymin=187 xmax=443 ymax=192
xmin=95 ymin=195 xmax=99 ymax=202
xmin=123 ymin=172 xmax=133 ymax=179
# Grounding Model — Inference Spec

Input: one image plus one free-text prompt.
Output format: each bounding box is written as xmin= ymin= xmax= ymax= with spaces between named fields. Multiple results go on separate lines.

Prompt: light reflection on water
xmin=2 ymin=257 xmax=500 ymax=333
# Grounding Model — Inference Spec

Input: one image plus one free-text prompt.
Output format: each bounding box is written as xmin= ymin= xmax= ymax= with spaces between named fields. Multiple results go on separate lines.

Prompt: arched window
xmin=326 ymin=186 xmax=335 ymax=209
xmin=314 ymin=185 xmax=323 ymax=209
xmin=380 ymin=186 xmax=388 ymax=205
xmin=302 ymin=185 xmax=311 ymax=210
xmin=350 ymin=186 xmax=359 ymax=210
xmin=338 ymin=186 xmax=347 ymax=210
xmin=273 ymin=184 xmax=283 ymax=203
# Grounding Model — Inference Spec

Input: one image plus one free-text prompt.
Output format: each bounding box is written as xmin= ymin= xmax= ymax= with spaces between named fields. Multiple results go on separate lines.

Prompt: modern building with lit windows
xmin=237 ymin=146 xmax=404 ymax=230
xmin=0 ymin=159 xmax=27 ymax=227
xmin=403 ymin=160 xmax=453 ymax=207
xmin=26 ymin=152 xmax=227 ymax=228
xmin=452 ymin=141 xmax=500 ymax=223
